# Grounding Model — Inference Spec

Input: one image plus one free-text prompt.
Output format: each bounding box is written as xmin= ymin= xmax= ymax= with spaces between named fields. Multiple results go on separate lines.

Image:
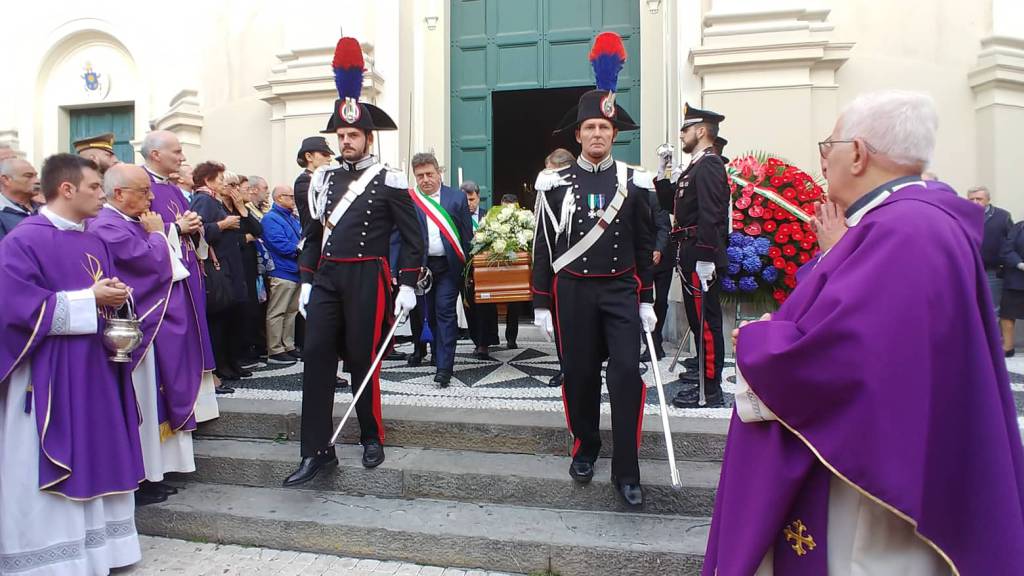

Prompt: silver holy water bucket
xmin=102 ymin=294 xmax=143 ymax=363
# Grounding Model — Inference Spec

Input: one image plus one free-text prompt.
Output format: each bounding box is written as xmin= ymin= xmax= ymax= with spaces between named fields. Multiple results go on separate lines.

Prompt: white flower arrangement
xmin=471 ymin=203 xmax=536 ymax=264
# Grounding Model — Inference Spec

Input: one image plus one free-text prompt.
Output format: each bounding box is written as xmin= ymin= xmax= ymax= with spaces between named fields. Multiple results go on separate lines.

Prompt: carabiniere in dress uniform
xmin=283 ymin=36 xmax=425 ymax=488
xmin=531 ymin=31 xmax=658 ymax=507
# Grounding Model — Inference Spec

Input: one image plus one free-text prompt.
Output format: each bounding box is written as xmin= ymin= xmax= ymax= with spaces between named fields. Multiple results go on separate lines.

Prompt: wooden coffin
xmin=472 ymin=252 xmax=532 ymax=303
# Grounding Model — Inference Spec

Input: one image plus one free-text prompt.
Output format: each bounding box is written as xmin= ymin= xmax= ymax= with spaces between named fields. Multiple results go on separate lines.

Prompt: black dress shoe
xmin=214 ymin=369 xmax=240 ymax=381
xmin=361 ymin=441 xmax=385 ymax=468
xmin=434 ymin=370 xmax=452 ymax=388
xmin=568 ymin=460 xmax=594 ymax=484
xmin=547 ymin=371 xmax=564 ymax=388
xmin=1006 ymin=349 xmax=1016 ymax=358
xmin=335 ymin=377 xmax=349 ymax=389
xmin=407 ymin=352 xmax=423 ymax=366
xmin=612 ymin=476 xmax=644 ymax=506
xmin=507 ymin=341 xmax=518 ymax=350
xmin=472 ymin=347 xmax=491 ymax=360
xmin=268 ymin=353 xmax=297 ymax=365
xmin=134 ymin=489 xmax=168 ymax=507
xmin=682 ymin=356 xmax=698 ymax=370
xmin=386 ymin=350 xmax=408 ymax=361
xmin=283 ymin=451 xmax=338 ymax=487
xmin=237 ymin=368 xmax=253 ymax=378
xmin=150 ymin=481 xmax=178 ymax=495
xmin=672 ymin=387 xmax=724 ymax=409
xmin=677 ymin=370 xmax=700 ymax=383
xmin=288 ymin=349 xmax=303 ymax=360
xmin=214 ymin=384 xmax=235 ymax=395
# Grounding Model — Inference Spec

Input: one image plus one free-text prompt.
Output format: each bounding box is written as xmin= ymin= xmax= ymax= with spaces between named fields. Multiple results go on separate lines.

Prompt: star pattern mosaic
xmin=230 ymin=340 xmax=1024 ymax=422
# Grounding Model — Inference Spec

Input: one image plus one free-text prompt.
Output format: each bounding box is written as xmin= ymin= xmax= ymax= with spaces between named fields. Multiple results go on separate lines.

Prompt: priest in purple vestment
xmin=0 ymin=154 xmax=144 ymax=574
xmin=704 ymin=91 xmax=1024 ymax=575
xmin=141 ymin=130 xmax=221 ymax=417
xmin=88 ymin=164 xmax=199 ymax=507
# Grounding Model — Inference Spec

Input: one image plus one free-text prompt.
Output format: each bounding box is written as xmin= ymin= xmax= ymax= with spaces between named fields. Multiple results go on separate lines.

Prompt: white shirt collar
xmin=103 ymin=203 xmax=138 ymax=222
xmin=845 ymin=176 xmax=924 ymax=227
xmin=143 ymin=165 xmax=168 ymax=183
xmin=577 ymin=154 xmax=614 ymax=173
xmin=40 ymin=206 xmax=85 ymax=231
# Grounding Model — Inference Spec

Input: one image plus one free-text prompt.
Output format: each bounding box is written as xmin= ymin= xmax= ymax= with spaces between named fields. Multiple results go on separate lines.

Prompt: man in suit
xmin=408 ymin=152 xmax=473 ymax=387
xmin=462 ymin=180 xmax=499 ymax=359
xmin=968 ymin=185 xmax=1013 ymax=315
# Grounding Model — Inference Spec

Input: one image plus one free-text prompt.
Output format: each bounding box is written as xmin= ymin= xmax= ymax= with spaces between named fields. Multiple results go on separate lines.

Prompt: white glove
xmin=695 ymin=261 xmax=716 ymax=292
xmin=298 ymin=283 xmax=312 ymax=318
xmin=394 ymin=285 xmax=417 ymax=322
xmin=639 ymin=303 xmax=657 ymax=333
xmin=533 ymin=308 xmax=555 ymax=342
xmin=657 ymin=152 xmax=673 ymax=177
xmin=1018 ymin=262 xmax=1024 ymax=272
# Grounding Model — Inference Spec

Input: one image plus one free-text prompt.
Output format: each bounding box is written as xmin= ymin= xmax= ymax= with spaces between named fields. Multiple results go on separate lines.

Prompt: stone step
xmin=199 ymin=398 xmax=729 ymax=462
xmin=191 ymin=437 xmax=720 ymax=517
xmin=136 ymin=483 xmax=708 ymax=576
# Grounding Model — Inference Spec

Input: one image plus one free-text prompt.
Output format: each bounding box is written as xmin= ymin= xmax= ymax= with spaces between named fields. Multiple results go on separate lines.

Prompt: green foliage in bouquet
xmin=470 ymin=204 xmax=536 ymax=264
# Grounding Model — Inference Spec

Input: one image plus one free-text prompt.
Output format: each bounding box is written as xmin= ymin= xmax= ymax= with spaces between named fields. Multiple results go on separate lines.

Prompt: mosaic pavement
xmin=228 ymin=337 xmax=1024 ymax=424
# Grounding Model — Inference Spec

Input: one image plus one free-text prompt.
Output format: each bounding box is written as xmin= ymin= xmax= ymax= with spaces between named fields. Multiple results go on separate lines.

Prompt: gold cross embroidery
xmin=784 ymin=519 xmax=816 ymax=557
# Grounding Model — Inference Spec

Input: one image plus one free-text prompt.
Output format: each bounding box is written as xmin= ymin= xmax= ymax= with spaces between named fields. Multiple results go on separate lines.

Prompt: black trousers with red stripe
xmin=681 ymin=271 xmax=724 ymax=394
xmin=300 ymin=259 xmax=392 ymax=456
xmin=553 ymin=273 xmax=646 ymax=484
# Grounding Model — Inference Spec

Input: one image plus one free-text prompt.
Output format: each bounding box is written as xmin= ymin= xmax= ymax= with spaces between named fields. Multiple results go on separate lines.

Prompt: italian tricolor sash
xmin=409 ymin=188 xmax=465 ymax=263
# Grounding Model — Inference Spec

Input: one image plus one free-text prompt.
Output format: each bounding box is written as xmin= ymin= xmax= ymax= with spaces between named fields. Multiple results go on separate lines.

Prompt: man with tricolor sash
xmin=407 ymin=152 xmax=473 ymax=387
xmin=283 ymin=36 xmax=424 ymax=487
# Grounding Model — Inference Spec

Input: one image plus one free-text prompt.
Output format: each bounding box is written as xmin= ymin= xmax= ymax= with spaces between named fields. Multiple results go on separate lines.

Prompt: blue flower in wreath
xmin=761 ymin=266 xmax=779 ymax=283
xmin=738 ymin=276 xmax=759 ymax=293
xmin=727 ymin=262 xmax=741 ymax=276
xmin=742 ymin=246 xmax=758 ymax=260
xmin=753 ymin=237 xmax=771 ymax=256
xmin=726 ymin=246 xmax=743 ymax=264
xmin=742 ymin=255 xmax=762 ymax=274
xmin=729 ymin=232 xmax=747 ymax=247
xmin=82 ymin=64 xmax=102 ymax=91
xmin=721 ymin=277 xmax=737 ymax=292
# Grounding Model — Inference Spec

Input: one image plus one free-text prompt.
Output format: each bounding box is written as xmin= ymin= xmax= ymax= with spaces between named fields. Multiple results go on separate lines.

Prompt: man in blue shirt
xmin=262 ymin=185 xmax=302 ymax=364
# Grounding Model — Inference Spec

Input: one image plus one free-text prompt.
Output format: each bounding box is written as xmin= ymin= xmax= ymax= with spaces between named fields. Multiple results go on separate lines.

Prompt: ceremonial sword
xmin=329 ymin=311 xmax=409 ymax=446
xmin=644 ymin=329 xmax=682 ymax=488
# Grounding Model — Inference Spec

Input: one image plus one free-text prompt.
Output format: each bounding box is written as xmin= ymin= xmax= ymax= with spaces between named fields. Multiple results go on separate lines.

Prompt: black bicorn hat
xmin=296 ymin=137 xmax=335 ymax=165
xmin=554 ymin=32 xmax=639 ymax=133
xmin=681 ymin=103 xmax=726 ymax=130
xmin=321 ymin=37 xmax=397 ymax=134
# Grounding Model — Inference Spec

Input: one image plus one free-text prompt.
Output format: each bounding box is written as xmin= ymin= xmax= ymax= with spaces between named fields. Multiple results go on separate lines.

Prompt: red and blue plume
xmin=332 ymin=37 xmax=364 ymax=101
xmin=589 ymin=32 xmax=626 ymax=92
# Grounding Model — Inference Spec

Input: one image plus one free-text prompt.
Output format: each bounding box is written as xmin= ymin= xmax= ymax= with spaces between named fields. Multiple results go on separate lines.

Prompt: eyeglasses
xmin=119 ymin=186 xmax=151 ymax=194
xmin=817 ymin=138 xmax=878 ymax=159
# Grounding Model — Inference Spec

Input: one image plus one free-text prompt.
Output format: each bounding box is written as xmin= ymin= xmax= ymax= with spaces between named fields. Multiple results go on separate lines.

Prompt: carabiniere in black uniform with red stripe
xmin=532 ymin=32 xmax=657 ymax=507
xmin=284 ymin=36 xmax=425 ymax=487
xmin=655 ymin=103 xmax=730 ymax=409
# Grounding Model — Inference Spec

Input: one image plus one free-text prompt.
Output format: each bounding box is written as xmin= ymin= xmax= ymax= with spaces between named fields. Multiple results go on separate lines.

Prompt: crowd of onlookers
xmin=970 ymin=186 xmax=1024 ymax=356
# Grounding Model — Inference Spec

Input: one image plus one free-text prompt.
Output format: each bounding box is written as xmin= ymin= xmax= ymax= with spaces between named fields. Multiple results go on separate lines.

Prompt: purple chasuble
xmin=704 ymin=181 xmax=1024 ymax=575
xmin=0 ymin=215 xmax=144 ymax=499
xmin=88 ymin=207 xmax=199 ymax=432
xmin=146 ymin=170 xmax=215 ymax=376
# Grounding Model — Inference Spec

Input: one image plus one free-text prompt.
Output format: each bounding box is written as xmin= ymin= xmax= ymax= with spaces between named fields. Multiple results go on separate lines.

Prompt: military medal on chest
xmin=587 ymin=193 xmax=605 ymax=219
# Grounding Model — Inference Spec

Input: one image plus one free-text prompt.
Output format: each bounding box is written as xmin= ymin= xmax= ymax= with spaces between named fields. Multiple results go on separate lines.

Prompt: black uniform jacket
xmin=298 ymin=157 xmax=424 ymax=287
xmin=531 ymin=156 xmax=656 ymax=310
xmin=656 ymin=147 xmax=730 ymax=272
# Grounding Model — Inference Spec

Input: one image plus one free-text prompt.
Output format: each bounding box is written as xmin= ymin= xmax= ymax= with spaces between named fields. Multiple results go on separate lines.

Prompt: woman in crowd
xmin=1000 ymin=220 xmax=1024 ymax=356
xmin=190 ymin=162 xmax=263 ymax=386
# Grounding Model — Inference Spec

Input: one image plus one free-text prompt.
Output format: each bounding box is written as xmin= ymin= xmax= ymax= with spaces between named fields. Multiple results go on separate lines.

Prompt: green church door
xmin=69 ymin=105 xmax=135 ymax=163
xmin=451 ymin=0 xmax=640 ymax=206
